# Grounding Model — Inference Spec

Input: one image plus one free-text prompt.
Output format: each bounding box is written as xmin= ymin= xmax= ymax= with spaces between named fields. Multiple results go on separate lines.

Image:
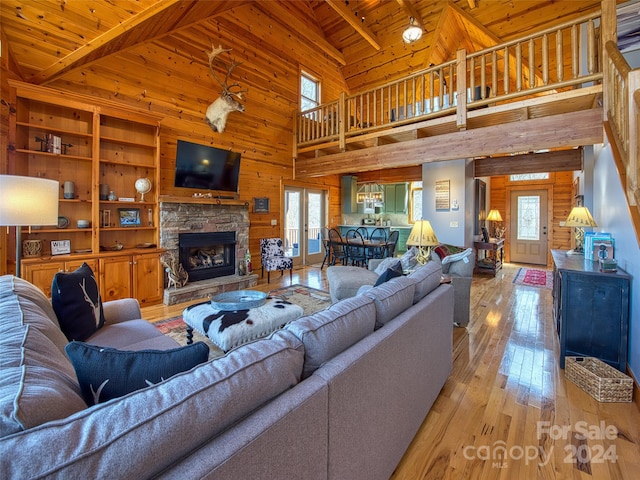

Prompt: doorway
xmin=509 ymin=189 xmax=548 ymax=265
xmin=284 ymin=187 xmax=326 ymax=266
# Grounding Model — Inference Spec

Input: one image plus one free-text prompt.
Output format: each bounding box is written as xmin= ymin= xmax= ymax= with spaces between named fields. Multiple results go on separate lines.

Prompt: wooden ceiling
xmin=1 ymin=0 xmax=605 ymax=94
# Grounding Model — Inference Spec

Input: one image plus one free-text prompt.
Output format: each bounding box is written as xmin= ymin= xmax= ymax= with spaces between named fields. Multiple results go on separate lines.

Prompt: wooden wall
xmin=490 ymin=171 xmax=574 ymax=265
xmin=0 ymin=3 xmax=350 ymax=270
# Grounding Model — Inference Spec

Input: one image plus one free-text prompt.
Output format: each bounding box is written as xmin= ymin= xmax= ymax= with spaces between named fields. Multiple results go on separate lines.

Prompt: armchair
xmin=260 ymin=238 xmax=293 ymax=283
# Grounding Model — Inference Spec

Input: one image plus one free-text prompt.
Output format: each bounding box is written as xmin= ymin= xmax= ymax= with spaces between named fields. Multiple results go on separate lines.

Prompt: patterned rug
xmin=153 ymin=284 xmax=331 ymax=358
xmin=513 ymin=268 xmax=553 ymax=289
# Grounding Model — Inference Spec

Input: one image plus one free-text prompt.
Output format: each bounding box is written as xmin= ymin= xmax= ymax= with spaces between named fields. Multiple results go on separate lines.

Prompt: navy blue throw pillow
xmin=374 ymin=266 xmax=403 ymax=286
xmin=52 ymin=262 xmax=105 ymax=341
xmin=65 ymin=341 xmax=210 ymax=405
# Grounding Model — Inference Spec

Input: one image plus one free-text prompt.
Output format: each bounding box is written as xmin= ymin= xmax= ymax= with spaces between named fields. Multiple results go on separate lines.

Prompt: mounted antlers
xmin=205 ymin=44 xmax=248 ymax=133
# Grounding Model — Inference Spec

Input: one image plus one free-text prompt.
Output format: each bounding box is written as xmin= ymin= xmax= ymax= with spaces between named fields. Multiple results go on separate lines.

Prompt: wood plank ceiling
xmin=1 ymin=1 xmax=605 ymax=92
xmin=0 ymin=0 xmax=610 ymax=178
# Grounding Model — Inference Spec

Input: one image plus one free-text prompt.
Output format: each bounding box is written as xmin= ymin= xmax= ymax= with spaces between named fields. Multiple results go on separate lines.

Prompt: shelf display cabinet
xmin=8 ymin=81 xmax=164 ymax=305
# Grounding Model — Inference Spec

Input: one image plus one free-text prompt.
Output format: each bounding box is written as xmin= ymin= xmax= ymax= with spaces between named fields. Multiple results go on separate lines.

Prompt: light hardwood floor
xmin=141 ymin=263 xmax=640 ymax=479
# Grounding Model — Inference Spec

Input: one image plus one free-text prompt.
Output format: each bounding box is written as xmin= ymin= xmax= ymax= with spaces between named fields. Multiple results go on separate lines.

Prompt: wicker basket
xmin=565 ymin=357 xmax=632 ymax=403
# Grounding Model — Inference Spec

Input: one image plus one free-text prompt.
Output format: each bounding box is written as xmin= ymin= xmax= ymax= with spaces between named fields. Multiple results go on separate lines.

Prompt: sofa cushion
xmin=285 ymin=295 xmax=376 ymax=378
xmin=399 ymin=247 xmax=419 ymax=271
xmin=0 ymin=323 xmax=86 ymax=437
xmin=52 ymin=263 xmax=105 ymax=341
xmin=0 ymin=330 xmax=305 ymax=480
xmin=65 ymin=341 xmax=210 ymax=405
xmin=373 ymin=257 xmax=401 ymax=275
xmin=363 ymin=276 xmax=416 ymax=329
xmin=373 ymin=265 xmax=403 ymax=286
xmin=408 ymin=262 xmax=443 ymax=303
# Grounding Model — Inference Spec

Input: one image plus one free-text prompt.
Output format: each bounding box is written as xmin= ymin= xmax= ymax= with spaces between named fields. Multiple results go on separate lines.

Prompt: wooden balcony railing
xmin=295 ymin=10 xmax=602 ymax=149
xmin=603 ymin=40 xmax=640 ymax=245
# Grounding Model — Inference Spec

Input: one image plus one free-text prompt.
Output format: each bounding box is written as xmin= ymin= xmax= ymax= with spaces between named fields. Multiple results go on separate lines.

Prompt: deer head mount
xmin=205 ymin=44 xmax=248 ymax=133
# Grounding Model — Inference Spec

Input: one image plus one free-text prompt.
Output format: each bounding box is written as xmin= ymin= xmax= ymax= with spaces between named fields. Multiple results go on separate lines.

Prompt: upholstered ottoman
xmin=182 ymin=298 xmax=303 ymax=351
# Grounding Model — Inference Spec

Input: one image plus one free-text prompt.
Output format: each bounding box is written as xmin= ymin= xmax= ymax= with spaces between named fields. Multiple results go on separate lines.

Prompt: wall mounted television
xmin=174 ymin=139 xmax=241 ymax=195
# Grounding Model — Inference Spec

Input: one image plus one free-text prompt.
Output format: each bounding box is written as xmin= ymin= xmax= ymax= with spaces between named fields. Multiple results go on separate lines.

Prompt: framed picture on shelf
xmin=118 ymin=208 xmax=141 ymax=227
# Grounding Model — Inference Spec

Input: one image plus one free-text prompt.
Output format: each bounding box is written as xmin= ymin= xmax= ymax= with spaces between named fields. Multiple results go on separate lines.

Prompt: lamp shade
xmin=402 ymin=17 xmax=422 ymax=43
xmin=0 ymin=175 xmax=59 ymax=226
xmin=486 ymin=209 xmax=503 ymax=222
xmin=564 ymin=206 xmax=597 ymax=228
xmin=407 ymin=220 xmax=438 ymax=247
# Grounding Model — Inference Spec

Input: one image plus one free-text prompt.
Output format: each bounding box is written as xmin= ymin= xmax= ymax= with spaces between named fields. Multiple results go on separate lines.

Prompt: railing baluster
xmin=516 ymin=43 xmax=522 ymax=91
xmin=542 ymin=34 xmax=549 ymax=85
xmin=587 ymin=19 xmax=596 ymax=75
xmin=492 ymin=51 xmax=498 ymax=97
xmin=469 ymin=57 xmax=475 ymax=102
xmin=556 ymin=30 xmax=564 ymax=82
xmin=481 ymin=55 xmax=486 ymax=99
xmin=571 ymin=24 xmax=579 ymax=79
xmin=529 ymin=38 xmax=535 ymax=89
xmin=504 ymin=46 xmax=510 ymax=94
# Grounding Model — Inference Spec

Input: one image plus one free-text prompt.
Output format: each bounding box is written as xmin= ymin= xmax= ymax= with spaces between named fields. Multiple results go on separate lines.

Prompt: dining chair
xmin=368 ymin=227 xmax=388 ymax=260
xmin=259 ymin=237 xmax=293 ymax=283
xmin=345 ymin=229 xmax=367 ymax=267
xmin=320 ymin=227 xmax=332 ymax=269
xmin=328 ymin=228 xmax=348 ymax=265
xmin=356 ymin=226 xmax=369 ymax=239
xmin=386 ymin=230 xmax=400 ymax=258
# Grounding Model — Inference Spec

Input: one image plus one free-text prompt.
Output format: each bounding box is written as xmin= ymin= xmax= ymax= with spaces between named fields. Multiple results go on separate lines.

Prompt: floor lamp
xmin=0 ymin=175 xmax=59 ymax=277
xmin=406 ymin=219 xmax=439 ymax=265
xmin=563 ymin=206 xmax=597 ymax=255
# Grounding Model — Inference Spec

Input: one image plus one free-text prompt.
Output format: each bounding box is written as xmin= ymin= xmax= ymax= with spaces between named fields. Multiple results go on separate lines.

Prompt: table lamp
xmin=485 ymin=209 xmax=503 ymax=238
xmin=406 ymin=219 xmax=439 ymax=264
xmin=563 ymin=206 xmax=597 ymax=255
xmin=0 ymin=175 xmax=59 ymax=277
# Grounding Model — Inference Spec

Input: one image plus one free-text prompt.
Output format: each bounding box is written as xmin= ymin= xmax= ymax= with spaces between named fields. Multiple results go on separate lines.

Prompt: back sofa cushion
xmin=0 ymin=329 xmax=305 ymax=479
xmin=408 ymin=262 xmax=442 ymax=303
xmin=285 ymin=295 xmax=376 ymax=378
xmin=362 ymin=276 xmax=416 ymax=328
xmin=0 ymin=275 xmax=87 ymax=438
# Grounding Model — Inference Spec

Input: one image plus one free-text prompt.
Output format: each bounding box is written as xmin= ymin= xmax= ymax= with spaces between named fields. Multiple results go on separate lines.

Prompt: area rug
xmin=153 ymin=284 xmax=331 ymax=358
xmin=513 ymin=267 xmax=553 ymax=289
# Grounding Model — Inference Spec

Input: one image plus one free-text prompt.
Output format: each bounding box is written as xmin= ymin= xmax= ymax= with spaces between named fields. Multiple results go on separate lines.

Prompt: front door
xmin=284 ymin=187 xmax=326 ymax=266
xmin=510 ymin=190 xmax=548 ymax=265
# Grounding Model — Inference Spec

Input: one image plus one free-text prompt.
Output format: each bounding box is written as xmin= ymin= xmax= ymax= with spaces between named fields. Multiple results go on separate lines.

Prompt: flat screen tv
xmin=174 ymin=139 xmax=241 ymax=194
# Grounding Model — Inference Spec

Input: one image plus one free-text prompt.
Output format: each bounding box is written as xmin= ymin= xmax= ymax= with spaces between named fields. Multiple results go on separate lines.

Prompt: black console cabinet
xmin=551 ymin=250 xmax=630 ymax=372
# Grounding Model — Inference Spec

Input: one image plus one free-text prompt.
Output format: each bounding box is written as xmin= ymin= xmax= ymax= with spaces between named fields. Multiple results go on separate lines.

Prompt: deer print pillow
xmin=52 ymin=262 xmax=105 ymax=341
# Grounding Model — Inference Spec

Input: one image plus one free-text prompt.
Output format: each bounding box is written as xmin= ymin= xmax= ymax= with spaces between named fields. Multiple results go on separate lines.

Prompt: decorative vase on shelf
xmin=108 ymin=191 xmax=117 ymax=201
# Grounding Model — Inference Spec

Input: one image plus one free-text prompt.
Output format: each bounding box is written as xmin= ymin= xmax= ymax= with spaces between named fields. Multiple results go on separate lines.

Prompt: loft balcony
xmin=294 ymin=10 xmax=604 ymax=178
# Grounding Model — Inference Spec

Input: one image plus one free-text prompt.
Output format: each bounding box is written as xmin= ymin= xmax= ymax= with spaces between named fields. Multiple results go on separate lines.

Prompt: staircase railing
xmin=603 ymin=40 xmax=640 ymax=246
xmin=295 ymin=10 xmax=602 ymax=149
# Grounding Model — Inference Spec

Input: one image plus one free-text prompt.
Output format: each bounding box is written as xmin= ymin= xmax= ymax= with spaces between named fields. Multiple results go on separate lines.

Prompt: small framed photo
xmin=118 ymin=208 xmax=141 ymax=227
xmin=254 ymin=197 xmax=270 ymax=213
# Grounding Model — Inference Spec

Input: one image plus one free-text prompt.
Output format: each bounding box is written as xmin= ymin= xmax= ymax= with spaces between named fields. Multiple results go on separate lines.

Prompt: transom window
xmin=510 ymin=173 xmax=549 ymax=181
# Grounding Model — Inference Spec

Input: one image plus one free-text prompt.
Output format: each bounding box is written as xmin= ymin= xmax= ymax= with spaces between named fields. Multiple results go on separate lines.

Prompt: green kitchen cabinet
xmin=384 ymin=183 xmax=408 ymax=214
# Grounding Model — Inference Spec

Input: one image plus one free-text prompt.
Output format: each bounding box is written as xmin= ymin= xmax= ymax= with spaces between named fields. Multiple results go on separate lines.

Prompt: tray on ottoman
xmin=565 ymin=357 xmax=632 ymax=403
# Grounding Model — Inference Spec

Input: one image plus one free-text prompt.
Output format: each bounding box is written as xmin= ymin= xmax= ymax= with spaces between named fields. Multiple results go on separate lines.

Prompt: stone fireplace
xmin=179 ymin=231 xmax=236 ymax=281
xmin=160 ymin=199 xmax=257 ymax=305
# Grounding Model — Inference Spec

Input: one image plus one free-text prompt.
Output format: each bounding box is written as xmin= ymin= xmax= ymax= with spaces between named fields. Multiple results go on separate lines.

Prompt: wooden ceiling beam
xmin=28 ymin=0 xmax=183 ymax=84
xmin=325 ymin=0 xmax=381 ymax=51
xmin=295 ymin=108 xmax=603 ymax=177
xmin=395 ymin=0 xmax=426 ymax=33
xmin=474 ymin=149 xmax=583 ymax=177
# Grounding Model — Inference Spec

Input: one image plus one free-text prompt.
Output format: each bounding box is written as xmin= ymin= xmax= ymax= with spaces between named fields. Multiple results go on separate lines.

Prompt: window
xmin=510 ymin=173 xmax=549 ymax=181
xmin=409 ymin=181 xmax=422 ymax=223
xmin=301 ymin=71 xmax=320 ymax=112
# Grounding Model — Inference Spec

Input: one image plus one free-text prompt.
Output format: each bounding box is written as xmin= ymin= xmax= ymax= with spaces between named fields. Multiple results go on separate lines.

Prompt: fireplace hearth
xmin=179 ymin=232 xmax=236 ymax=282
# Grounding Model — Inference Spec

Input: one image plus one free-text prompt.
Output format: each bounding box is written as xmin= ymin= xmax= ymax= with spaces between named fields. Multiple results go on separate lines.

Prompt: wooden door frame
xmin=504 ymin=184 xmax=554 ymax=265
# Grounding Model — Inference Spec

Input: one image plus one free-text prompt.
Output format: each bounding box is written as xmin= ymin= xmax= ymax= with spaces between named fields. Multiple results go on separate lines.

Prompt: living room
xmin=1 ymin=0 xmax=639 ymax=477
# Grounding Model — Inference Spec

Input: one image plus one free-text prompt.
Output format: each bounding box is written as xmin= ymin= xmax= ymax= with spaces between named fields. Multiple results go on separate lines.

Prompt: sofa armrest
xmin=102 ymin=298 xmax=142 ymax=324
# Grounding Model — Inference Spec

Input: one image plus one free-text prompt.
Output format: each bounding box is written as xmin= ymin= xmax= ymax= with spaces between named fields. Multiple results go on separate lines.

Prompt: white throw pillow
xmin=374 ymin=257 xmax=402 ymax=276
xmin=441 ymin=248 xmax=473 ymax=265
xmin=400 ymin=247 xmax=419 ymax=271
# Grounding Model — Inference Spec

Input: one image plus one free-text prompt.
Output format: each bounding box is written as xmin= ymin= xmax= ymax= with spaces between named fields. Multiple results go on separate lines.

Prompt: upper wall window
xmin=510 ymin=173 xmax=549 ymax=181
xmin=301 ymin=71 xmax=320 ymax=112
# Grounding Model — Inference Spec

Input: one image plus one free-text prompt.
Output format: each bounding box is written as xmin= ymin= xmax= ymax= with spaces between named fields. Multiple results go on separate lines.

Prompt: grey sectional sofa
xmin=0 ymin=261 xmax=453 ymax=480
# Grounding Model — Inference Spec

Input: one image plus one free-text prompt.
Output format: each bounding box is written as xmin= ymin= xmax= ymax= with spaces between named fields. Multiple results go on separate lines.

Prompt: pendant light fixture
xmin=402 ymin=17 xmax=422 ymax=43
